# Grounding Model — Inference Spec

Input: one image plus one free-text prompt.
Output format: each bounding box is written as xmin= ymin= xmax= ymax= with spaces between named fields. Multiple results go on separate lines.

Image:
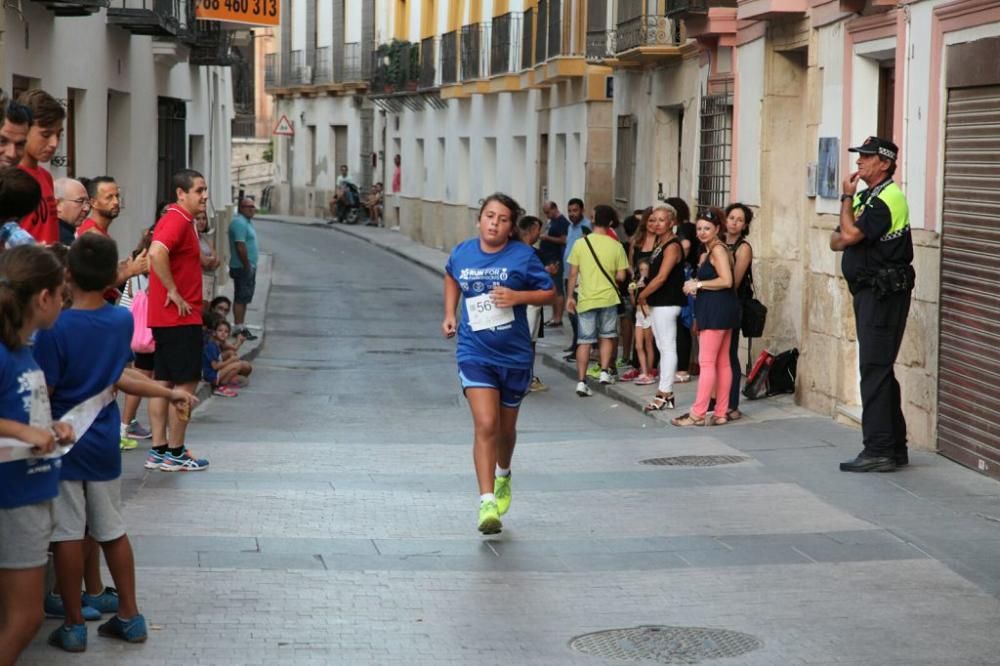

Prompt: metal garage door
xmin=937 ymin=83 xmax=1000 ymax=478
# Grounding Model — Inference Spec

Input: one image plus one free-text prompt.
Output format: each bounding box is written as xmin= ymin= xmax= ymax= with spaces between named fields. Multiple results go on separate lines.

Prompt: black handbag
xmin=740 ymin=259 xmax=767 ymax=339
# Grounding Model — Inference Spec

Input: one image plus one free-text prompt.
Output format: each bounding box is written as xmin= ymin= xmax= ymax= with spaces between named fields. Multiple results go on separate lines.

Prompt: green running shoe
xmin=494 ymin=474 xmax=512 ymax=515
xmin=586 ymin=362 xmax=602 ymax=379
xmin=119 ymin=436 xmax=139 ymax=451
xmin=477 ymin=500 xmax=502 ymax=535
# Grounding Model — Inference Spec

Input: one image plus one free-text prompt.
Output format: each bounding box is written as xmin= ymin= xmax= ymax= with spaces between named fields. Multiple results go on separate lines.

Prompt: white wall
xmin=4 ymin=3 xmax=233 ymax=255
xmin=276 ymin=95 xmax=366 ymax=191
xmin=735 ymin=37 xmax=764 ymax=205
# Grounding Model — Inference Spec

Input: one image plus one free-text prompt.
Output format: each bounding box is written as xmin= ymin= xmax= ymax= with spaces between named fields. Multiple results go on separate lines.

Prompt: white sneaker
xmin=599 ymin=370 xmax=615 ymax=385
xmin=576 ymin=381 xmax=593 ymax=397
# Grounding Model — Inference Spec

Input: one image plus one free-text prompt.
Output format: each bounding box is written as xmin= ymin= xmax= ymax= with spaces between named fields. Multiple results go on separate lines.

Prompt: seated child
xmin=35 ymin=234 xmax=197 ymax=652
xmin=203 ymin=315 xmax=252 ymax=397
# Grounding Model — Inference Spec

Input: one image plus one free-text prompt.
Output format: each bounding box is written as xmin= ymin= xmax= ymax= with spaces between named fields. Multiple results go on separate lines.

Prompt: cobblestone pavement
xmin=22 ymin=219 xmax=1000 ymax=665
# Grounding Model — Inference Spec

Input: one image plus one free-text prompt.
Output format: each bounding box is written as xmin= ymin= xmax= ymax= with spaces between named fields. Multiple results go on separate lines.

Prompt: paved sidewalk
xmin=261 ymin=214 xmax=1000 ymax=598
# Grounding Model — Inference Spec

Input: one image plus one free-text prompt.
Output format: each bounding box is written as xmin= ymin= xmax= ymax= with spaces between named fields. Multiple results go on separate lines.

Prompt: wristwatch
xmin=840 ymin=193 xmax=853 ymax=202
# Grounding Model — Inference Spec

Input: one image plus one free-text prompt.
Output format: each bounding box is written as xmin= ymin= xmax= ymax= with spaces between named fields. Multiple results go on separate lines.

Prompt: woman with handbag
xmin=636 ymin=203 xmax=686 ymax=411
xmin=724 ymin=203 xmax=755 ymax=421
xmin=672 ymin=207 xmax=741 ymax=427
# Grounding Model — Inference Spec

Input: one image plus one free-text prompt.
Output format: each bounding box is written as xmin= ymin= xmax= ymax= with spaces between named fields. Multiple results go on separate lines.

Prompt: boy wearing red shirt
xmin=17 ymin=90 xmax=64 ymax=245
xmin=145 ymin=169 xmax=210 ymax=472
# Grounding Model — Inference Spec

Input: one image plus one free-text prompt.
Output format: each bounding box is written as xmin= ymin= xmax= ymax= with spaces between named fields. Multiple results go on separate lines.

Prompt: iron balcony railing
xmin=264 ymin=52 xmax=279 ymax=88
xmin=313 ymin=46 xmax=332 ymax=83
xmin=232 ymin=114 xmax=256 ymax=138
xmin=441 ymin=31 xmax=459 ymax=84
xmin=522 ymin=7 xmax=534 ymax=69
xmin=535 ymin=0 xmax=548 ymax=64
xmin=547 ymin=12 xmax=561 ymax=57
xmin=369 ymin=41 xmax=420 ymax=93
xmin=665 ymin=0 xmax=736 ymax=15
xmin=461 ymin=23 xmax=490 ymax=81
xmin=289 ymin=49 xmax=309 ymax=85
xmin=31 ymin=0 xmax=108 ymax=17
xmin=614 ymin=14 xmax=680 ymax=53
xmin=491 ymin=12 xmax=522 ymax=75
xmin=340 ymin=42 xmax=364 ymax=82
xmin=107 ymin=0 xmax=182 ymax=36
xmin=586 ymin=30 xmax=614 ymax=60
xmin=419 ymin=36 xmax=438 ymax=89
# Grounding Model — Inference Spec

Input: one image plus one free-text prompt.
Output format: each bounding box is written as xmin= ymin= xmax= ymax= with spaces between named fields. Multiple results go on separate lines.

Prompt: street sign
xmin=273 ymin=114 xmax=294 ymax=136
xmin=194 ymin=0 xmax=280 ymax=27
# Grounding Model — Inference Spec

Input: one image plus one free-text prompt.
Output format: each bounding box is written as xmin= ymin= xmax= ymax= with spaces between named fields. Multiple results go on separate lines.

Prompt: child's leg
xmin=217 ymin=366 xmax=241 ymax=386
xmin=635 ymin=328 xmax=650 ymax=375
xmin=98 ymin=536 xmax=138 ymax=619
xmin=237 ymin=361 xmax=253 ymax=377
xmin=89 ymin=480 xmax=138 ymax=619
xmin=83 ymin=537 xmax=104 ymax=595
xmin=0 ymin=566 xmax=46 ymax=663
xmin=51 ymin=541 xmax=86 ymax=625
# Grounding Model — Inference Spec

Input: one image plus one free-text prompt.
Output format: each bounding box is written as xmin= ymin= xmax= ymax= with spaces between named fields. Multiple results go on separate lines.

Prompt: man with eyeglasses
xmin=54 ymin=177 xmax=90 ymax=246
xmin=228 ymin=197 xmax=259 ymax=340
xmin=0 ymin=93 xmax=30 ymax=169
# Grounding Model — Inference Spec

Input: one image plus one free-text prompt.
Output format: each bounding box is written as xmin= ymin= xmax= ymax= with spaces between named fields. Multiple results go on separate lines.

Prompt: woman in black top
xmin=724 ymin=203 xmax=754 ymax=420
xmin=637 ymin=203 xmax=686 ymax=411
xmin=672 ymin=207 xmax=741 ymax=426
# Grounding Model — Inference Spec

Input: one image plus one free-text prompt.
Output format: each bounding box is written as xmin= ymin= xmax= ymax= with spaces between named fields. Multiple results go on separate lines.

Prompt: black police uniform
xmin=841 ymin=178 xmax=914 ymax=465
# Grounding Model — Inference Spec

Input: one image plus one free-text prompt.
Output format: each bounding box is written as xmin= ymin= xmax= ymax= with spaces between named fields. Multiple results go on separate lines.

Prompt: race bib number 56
xmin=465 ymin=293 xmax=514 ymax=331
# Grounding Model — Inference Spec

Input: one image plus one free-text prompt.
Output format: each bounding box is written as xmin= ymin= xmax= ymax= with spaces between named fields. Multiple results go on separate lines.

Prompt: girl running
xmin=442 ymin=194 xmax=555 ymax=534
xmin=0 ymin=245 xmax=75 ymax=665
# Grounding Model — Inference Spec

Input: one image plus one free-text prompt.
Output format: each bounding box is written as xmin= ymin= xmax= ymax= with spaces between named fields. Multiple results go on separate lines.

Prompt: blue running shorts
xmin=458 ymin=362 xmax=532 ymax=409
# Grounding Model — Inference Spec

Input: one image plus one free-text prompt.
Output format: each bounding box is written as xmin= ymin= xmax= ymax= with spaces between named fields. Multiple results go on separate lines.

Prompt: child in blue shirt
xmin=203 ymin=315 xmax=252 ymax=397
xmin=442 ymin=193 xmax=555 ymax=535
xmin=34 ymin=234 xmax=197 ymax=653
xmin=0 ymin=244 xmax=75 ymax=665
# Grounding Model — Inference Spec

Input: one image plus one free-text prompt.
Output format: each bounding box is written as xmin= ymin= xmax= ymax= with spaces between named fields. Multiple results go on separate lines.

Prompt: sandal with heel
xmin=671 ymin=412 xmax=707 ymax=427
xmin=644 ymin=392 xmax=675 ymax=412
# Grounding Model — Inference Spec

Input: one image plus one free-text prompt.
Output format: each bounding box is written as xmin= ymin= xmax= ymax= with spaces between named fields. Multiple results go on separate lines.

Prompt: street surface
xmin=21 ymin=219 xmax=1000 ymax=665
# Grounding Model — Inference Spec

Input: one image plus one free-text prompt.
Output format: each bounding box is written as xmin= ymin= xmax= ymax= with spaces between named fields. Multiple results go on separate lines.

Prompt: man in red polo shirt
xmin=144 ymin=169 xmax=210 ymax=472
xmin=17 ymin=89 xmax=63 ymax=245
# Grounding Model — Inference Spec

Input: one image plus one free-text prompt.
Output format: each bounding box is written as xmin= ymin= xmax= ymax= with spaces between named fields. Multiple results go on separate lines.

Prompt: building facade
xmin=264 ymin=0 xmax=376 ymax=218
xmin=4 ymin=0 xmax=239 ymax=257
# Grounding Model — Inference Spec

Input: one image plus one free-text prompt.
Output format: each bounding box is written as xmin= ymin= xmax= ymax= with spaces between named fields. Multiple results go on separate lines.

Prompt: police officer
xmin=830 ymin=136 xmax=914 ymax=473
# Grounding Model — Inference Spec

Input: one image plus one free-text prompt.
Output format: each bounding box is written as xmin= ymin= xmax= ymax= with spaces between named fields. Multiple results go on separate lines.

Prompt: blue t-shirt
xmin=228 ymin=213 xmax=259 ymax=270
xmin=203 ymin=338 xmax=221 ymax=384
xmin=0 ymin=341 xmax=61 ymax=509
xmin=563 ymin=217 xmax=593 ymax=267
xmin=445 ymin=239 xmax=553 ymax=370
xmin=34 ymin=306 xmax=133 ymax=482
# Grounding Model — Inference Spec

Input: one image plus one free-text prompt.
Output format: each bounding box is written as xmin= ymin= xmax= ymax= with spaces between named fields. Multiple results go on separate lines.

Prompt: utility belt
xmin=853 ymin=265 xmax=915 ymax=299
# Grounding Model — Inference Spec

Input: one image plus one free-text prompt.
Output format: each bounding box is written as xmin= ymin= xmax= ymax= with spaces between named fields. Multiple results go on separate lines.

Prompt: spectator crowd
xmin=0 ymin=87 xmax=260 ymax=662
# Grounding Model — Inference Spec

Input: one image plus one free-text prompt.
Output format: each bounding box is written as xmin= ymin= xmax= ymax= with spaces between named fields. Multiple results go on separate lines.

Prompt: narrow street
xmin=22 ymin=219 xmax=1000 ymax=665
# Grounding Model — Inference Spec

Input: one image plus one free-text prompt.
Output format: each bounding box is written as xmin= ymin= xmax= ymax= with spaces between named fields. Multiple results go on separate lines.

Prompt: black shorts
xmin=151 ymin=325 xmax=203 ymax=384
xmin=133 ymin=352 xmax=155 ymax=372
xmin=230 ymin=266 xmax=257 ymax=305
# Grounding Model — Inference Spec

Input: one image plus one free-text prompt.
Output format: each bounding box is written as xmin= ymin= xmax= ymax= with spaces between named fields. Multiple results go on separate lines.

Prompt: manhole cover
xmin=569 ymin=625 xmax=763 ymax=664
xmin=639 ymin=455 xmax=748 ymax=467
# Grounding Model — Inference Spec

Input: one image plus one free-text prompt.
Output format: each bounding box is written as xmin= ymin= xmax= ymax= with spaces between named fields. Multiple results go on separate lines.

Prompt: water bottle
xmin=0 ymin=221 xmax=35 ymax=248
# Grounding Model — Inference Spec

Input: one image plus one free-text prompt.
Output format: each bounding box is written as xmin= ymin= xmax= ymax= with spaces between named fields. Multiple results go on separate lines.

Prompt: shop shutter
xmin=937 ymin=84 xmax=1000 ymax=478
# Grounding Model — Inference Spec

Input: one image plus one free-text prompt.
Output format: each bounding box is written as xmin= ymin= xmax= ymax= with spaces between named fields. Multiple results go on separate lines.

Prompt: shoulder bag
xmin=583 ymin=235 xmax=625 ymax=315
xmin=740 ymin=259 xmax=767 ymax=339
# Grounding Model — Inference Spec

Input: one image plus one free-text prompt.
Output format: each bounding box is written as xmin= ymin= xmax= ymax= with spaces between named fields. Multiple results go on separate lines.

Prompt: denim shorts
xmin=229 ymin=266 xmax=257 ymax=305
xmin=577 ymin=305 xmax=619 ymax=343
xmin=458 ymin=362 xmax=532 ymax=409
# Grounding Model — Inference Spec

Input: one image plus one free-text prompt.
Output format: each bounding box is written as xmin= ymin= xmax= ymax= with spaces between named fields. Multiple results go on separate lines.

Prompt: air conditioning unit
xmin=301 ymin=65 xmax=313 ymax=84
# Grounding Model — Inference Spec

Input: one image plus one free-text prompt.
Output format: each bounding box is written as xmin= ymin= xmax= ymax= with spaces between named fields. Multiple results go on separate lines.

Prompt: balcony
xmin=420 ymin=36 xmax=438 ymax=89
xmin=736 ymin=0 xmax=806 ymax=20
xmin=522 ymin=8 xmax=534 ymax=69
xmin=461 ymin=24 xmax=489 ymax=81
xmin=586 ymin=30 xmax=615 ymax=61
xmin=107 ymin=0 xmax=181 ymax=37
xmin=369 ymin=40 xmax=421 ymax=94
xmin=30 ymin=0 xmax=107 ymax=17
xmin=677 ymin=0 xmax=738 ymax=38
xmin=289 ymin=50 xmax=310 ymax=85
xmin=186 ymin=21 xmax=237 ymax=66
xmin=264 ymin=53 xmax=280 ymax=89
xmin=441 ymin=31 xmax=459 ymax=85
xmin=313 ymin=46 xmax=332 ymax=84
xmin=491 ymin=12 xmax=523 ymax=76
xmin=232 ymin=114 xmax=256 ymax=139
xmin=613 ymin=10 xmax=683 ymax=64
xmin=337 ymin=42 xmax=366 ymax=83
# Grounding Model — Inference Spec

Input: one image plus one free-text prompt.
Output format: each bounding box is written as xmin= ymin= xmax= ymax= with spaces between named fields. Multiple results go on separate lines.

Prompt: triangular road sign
xmin=273 ymin=114 xmax=294 ymax=136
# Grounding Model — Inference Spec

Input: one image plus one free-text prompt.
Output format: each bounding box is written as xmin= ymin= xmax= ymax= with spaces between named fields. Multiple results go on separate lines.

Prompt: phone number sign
xmin=194 ymin=0 xmax=280 ymax=26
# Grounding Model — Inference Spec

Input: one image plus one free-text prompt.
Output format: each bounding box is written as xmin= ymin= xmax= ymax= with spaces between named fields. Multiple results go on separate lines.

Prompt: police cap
xmin=848 ymin=136 xmax=898 ymax=161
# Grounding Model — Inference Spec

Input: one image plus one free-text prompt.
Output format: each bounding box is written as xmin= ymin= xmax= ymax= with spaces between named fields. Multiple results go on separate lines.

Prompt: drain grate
xmin=569 ymin=625 xmax=763 ymax=664
xmin=640 ymin=455 xmax=749 ymax=467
